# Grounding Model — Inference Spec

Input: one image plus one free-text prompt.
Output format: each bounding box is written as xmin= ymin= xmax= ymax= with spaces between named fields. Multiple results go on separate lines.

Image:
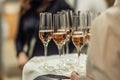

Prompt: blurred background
xmin=1 ymin=0 xmax=21 ymax=80
xmin=0 ymin=0 xmax=114 ymax=80
xmin=0 ymin=0 xmax=75 ymax=80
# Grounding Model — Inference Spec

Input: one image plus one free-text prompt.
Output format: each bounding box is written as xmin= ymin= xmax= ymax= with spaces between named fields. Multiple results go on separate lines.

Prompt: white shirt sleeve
xmin=87 ymin=7 xmax=120 ymax=80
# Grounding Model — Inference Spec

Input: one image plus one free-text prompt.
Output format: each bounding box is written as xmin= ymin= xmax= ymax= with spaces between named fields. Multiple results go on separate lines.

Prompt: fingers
xmin=71 ymin=71 xmax=79 ymax=76
xmin=71 ymin=71 xmax=80 ymax=80
xmin=62 ymin=71 xmax=78 ymax=80
xmin=18 ymin=52 xmax=28 ymax=70
xmin=18 ymin=63 xmax=24 ymax=70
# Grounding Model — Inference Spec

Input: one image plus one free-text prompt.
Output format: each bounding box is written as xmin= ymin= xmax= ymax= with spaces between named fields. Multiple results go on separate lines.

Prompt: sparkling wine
xmin=39 ymin=30 xmax=53 ymax=43
xmin=72 ymin=31 xmax=85 ymax=48
xmin=66 ymin=29 xmax=72 ymax=41
xmin=86 ymin=27 xmax=91 ymax=33
xmin=53 ymin=32 xmax=66 ymax=45
xmin=85 ymin=33 xmax=91 ymax=41
xmin=84 ymin=27 xmax=91 ymax=41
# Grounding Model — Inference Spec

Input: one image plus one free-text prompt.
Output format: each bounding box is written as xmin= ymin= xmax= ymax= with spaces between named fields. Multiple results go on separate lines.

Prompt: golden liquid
xmin=85 ymin=33 xmax=91 ymax=41
xmin=39 ymin=30 xmax=53 ymax=43
xmin=53 ymin=32 xmax=66 ymax=45
xmin=72 ymin=35 xmax=84 ymax=48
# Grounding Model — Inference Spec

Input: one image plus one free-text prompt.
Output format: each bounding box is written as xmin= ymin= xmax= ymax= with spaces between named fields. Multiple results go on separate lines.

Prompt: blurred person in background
xmin=16 ymin=0 xmax=73 ymax=70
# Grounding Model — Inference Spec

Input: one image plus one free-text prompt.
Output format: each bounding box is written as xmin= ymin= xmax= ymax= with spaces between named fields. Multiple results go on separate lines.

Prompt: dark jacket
xmin=16 ymin=0 xmax=75 ymax=57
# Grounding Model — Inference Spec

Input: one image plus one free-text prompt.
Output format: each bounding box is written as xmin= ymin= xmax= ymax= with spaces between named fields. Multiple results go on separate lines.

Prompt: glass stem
xmin=77 ymin=47 xmax=81 ymax=72
xmin=62 ymin=45 xmax=65 ymax=56
xmin=58 ymin=47 xmax=62 ymax=56
xmin=66 ymin=41 xmax=69 ymax=54
xmin=58 ymin=45 xmax=63 ymax=56
xmin=77 ymin=47 xmax=81 ymax=58
xmin=58 ymin=45 xmax=63 ymax=72
xmin=44 ymin=43 xmax=48 ymax=62
xmin=43 ymin=43 xmax=48 ymax=69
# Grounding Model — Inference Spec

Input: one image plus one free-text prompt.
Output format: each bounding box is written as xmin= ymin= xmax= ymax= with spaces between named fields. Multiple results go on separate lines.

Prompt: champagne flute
xmin=72 ymin=15 xmax=85 ymax=69
xmin=64 ymin=10 xmax=72 ymax=54
xmin=52 ymin=13 xmax=67 ymax=73
xmin=61 ymin=10 xmax=75 ymax=65
xmin=72 ymin=14 xmax=85 ymax=56
xmin=39 ymin=12 xmax=53 ymax=70
xmin=86 ymin=11 xmax=92 ymax=41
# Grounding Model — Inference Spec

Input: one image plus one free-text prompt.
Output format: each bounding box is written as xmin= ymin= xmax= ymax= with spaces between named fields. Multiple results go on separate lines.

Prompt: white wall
xmin=76 ymin=0 xmax=107 ymax=12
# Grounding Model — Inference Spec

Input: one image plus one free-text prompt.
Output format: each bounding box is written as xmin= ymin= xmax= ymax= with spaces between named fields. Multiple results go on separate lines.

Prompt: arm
xmin=15 ymin=15 xmax=28 ymax=70
xmin=16 ymin=15 xmax=25 ymax=57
